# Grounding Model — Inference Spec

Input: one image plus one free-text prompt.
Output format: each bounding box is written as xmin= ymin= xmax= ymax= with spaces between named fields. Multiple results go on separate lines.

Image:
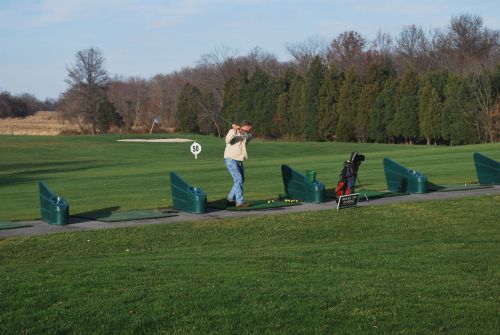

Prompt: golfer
xmin=224 ymin=120 xmax=253 ymax=208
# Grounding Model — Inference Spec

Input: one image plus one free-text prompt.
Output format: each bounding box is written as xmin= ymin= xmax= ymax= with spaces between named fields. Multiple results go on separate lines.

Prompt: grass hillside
xmin=0 ymin=196 xmax=498 ymax=334
xmin=0 ymin=134 xmax=499 ymax=221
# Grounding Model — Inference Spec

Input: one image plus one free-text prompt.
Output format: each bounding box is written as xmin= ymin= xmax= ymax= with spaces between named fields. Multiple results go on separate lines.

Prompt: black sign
xmin=336 ymin=193 xmax=359 ymax=210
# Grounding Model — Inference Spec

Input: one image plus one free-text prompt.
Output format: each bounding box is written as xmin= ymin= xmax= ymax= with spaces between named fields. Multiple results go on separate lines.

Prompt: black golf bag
xmin=335 ymin=152 xmax=365 ymax=200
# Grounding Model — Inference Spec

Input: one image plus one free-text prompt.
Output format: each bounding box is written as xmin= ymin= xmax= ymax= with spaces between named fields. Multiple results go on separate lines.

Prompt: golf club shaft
xmin=213 ymin=112 xmax=234 ymax=126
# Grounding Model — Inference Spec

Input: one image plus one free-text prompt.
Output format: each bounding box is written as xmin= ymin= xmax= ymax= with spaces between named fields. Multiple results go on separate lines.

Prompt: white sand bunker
xmin=117 ymin=138 xmax=194 ymax=143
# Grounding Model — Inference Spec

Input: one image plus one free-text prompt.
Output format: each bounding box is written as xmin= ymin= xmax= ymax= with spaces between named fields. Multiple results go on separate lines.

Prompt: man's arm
xmin=226 ymin=124 xmax=243 ymax=145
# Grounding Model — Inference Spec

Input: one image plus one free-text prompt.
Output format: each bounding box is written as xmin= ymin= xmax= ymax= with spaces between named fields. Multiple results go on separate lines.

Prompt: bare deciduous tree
xmin=286 ymin=35 xmax=328 ymax=75
xmin=65 ymin=47 xmax=109 ymax=134
xmin=437 ymin=14 xmax=500 ymax=74
xmin=327 ymin=31 xmax=367 ymax=73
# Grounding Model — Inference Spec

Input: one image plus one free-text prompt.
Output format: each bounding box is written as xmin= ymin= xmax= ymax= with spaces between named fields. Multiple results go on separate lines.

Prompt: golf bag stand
xmin=335 ymin=152 xmax=365 ymax=201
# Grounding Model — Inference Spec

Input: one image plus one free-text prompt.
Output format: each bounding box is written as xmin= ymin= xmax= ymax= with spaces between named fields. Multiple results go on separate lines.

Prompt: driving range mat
xmin=357 ymin=190 xmax=408 ymax=200
xmin=0 ymin=221 xmax=32 ymax=230
xmin=427 ymin=183 xmax=493 ymax=192
xmin=325 ymin=189 xmax=407 ymax=201
xmin=209 ymin=199 xmax=301 ymax=211
xmin=74 ymin=210 xmax=177 ymax=222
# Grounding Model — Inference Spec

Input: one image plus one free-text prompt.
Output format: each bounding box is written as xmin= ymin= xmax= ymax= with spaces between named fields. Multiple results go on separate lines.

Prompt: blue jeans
xmin=224 ymin=158 xmax=245 ymax=204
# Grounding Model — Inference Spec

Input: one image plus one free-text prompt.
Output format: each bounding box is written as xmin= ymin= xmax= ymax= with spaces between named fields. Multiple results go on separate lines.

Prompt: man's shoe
xmin=226 ymin=200 xmax=236 ymax=207
xmin=236 ymin=202 xmax=250 ymax=208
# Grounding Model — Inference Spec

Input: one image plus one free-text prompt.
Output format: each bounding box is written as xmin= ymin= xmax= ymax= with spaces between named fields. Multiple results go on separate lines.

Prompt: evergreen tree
xmin=303 ymin=56 xmax=325 ymax=141
xmin=288 ymin=75 xmax=305 ymax=137
xmin=357 ymin=59 xmax=397 ymax=142
xmin=419 ymin=81 xmax=431 ymax=143
xmin=97 ymin=100 xmax=123 ymax=133
xmin=318 ymin=66 xmax=342 ymax=140
xmin=276 ymin=68 xmax=298 ymax=138
xmin=277 ymin=92 xmax=290 ymax=137
xmin=368 ymin=79 xmax=398 ymax=142
xmin=242 ymin=68 xmax=279 ymax=138
xmin=442 ymin=76 xmax=478 ymax=144
xmin=336 ymin=68 xmax=361 ymax=142
xmin=391 ymin=68 xmax=419 ymax=143
xmin=420 ymin=80 xmax=443 ymax=144
xmin=221 ymin=70 xmax=248 ymax=123
xmin=422 ymin=70 xmax=448 ymax=100
xmin=176 ymin=83 xmax=201 ymax=133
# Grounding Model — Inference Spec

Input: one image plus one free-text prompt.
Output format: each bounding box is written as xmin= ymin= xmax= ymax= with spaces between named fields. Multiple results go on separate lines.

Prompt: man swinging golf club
xmin=224 ymin=120 xmax=253 ymax=208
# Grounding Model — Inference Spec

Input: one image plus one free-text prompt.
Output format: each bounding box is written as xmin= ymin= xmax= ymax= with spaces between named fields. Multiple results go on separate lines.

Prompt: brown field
xmin=0 ymin=111 xmax=80 ymax=135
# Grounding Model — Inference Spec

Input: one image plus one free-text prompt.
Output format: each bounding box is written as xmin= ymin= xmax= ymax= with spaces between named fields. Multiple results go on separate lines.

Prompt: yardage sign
xmin=336 ymin=193 xmax=359 ymax=210
xmin=190 ymin=141 xmax=202 ymax=159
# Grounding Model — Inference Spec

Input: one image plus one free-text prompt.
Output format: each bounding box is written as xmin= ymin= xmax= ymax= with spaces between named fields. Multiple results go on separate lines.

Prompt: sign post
xmin=336 ymin=193 xmax=359 ymax=210
xmin=190 ymin=141 xmax=202 ymax=159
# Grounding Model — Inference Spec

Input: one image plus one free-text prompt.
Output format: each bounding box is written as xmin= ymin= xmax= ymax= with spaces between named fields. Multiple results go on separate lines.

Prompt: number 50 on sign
xmin=190 ymin=142 xmax=202 ymax=159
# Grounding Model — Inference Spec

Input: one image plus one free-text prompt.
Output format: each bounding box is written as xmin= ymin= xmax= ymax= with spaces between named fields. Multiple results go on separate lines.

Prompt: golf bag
xmin=335 ymin=152 xmax=365 ymax=200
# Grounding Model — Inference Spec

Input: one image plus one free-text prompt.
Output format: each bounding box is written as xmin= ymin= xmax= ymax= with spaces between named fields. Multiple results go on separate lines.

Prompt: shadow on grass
xmin=0 ymin=161 xmax=117 ymax=187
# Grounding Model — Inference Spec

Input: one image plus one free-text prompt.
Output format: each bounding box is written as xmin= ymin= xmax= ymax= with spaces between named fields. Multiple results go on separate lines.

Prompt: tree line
xmin=0 ymin=92 xmax=56 ymax=118
xmin=2 ymin=14 xmax=499 ymax=143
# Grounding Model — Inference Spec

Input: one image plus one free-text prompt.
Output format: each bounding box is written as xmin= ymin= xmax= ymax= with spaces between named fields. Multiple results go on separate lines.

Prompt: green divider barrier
xmin=383 ymin=158 xmax=428 ymax=194
xmin=39 ymin=181 xmax=69 ymax=225
xmin=170 ymin=172 xmax=207 ymax=214
xmin=473 ymin=152 xmax=500 ymax=185
xmin=281 ymin=165 xmax=325 ymax=203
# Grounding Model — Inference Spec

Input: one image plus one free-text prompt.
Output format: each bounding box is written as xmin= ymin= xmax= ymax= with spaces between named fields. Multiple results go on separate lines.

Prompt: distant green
xmin=0 ymin=196 xmax=498 ymax=334
xmin=0 ymin=134 xmax=499 ymax=221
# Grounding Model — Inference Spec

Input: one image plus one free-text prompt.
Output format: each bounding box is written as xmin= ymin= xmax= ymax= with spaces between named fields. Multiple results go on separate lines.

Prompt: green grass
xmin=0 ymin=196 xmax=498 ymax=334
xmin=1 ymin=134 xmax=499 ymax=221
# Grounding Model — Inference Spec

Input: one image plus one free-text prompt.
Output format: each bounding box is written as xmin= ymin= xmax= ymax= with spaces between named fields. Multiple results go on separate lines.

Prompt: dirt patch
xmin=116 ymin=138 xmax=194 ymax=143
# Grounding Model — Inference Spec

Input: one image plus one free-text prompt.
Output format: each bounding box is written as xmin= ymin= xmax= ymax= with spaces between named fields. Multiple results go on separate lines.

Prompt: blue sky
xmin=1 ymin=0 xmax=499 ymax=99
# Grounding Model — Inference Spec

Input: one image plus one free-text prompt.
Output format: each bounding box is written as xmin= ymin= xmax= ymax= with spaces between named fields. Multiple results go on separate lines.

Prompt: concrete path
xmin=2 ymin=186 xmax=499 ymax=238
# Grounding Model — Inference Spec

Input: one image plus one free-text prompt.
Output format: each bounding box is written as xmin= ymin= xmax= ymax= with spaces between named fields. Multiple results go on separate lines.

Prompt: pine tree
xmin=97 ymin=100 xmax=123 ymax=133
xmin=176 ymin=83 xmax=201 ymax=133
xmin=368 ymin=79 xmax=398 ymax=143
xmin=243 ymin=68 xmax=279 ymax=138
xmin=276 ymin=68 xmax=298 ymax=138
xmin=361 ymin=59 xmax=397 ymax=142
xmin=277 ymin=92 xmax=289 ymax=137
xmin=442 ymin=76 xmax=478 ymax=145
xmin=391 ymin=68 xmax=419 ymax=143
xmin=318 ymin=66 xmax=342 ymax=140
xmin=336 ymin=68 xmax=360 ymax=142
xmin=288 ymin=75 xmax=305 ymax=138
xmin=221 ymin=69 xmax=248 ymax=123
xmin=419 ymin=81 xmax=431 ymax=143
xmin=303 ymin=56 xmax=325 ymax=141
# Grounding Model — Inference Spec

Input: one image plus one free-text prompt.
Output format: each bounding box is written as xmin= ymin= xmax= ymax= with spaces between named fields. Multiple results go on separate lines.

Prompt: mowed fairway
xmin=1 ymin=135 xmax=499 ymax=333
xmin=0 ymin=134 xmax=499 ymax=221
xmin=0 ymin=196 xmax=499 ymax=333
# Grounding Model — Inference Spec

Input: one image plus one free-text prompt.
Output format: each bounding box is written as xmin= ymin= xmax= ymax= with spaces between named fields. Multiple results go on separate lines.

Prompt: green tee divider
xmin=74 ymin=209 xmax=177 ymax=222
xmin=39 ymin=181 xmax=70 ymax=225
xmin=0 ymin=221 xmax=32 ymax=230
xmin=473 ymin=152 xmax=500 ymax=185
xmin=383 ymin=158 xmax=428 ymax=194
xmin=170 ymin=172 xmax=207 ymax=214
xmin=281 ymin=165 xmax=325 ymax=203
